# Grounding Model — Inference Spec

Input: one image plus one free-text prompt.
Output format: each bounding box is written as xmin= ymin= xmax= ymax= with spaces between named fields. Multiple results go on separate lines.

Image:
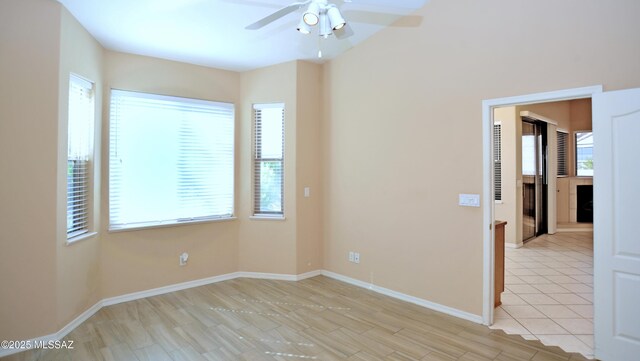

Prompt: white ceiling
xmin=58 ymin=0 xmax=427 ymax=72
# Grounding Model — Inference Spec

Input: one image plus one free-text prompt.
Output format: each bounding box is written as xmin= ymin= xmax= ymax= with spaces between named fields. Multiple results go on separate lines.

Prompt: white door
xmin=593 ymin=87 xmax=640 ymax=361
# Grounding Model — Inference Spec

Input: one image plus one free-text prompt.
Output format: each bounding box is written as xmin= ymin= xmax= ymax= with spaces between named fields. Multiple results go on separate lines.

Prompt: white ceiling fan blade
xmin=342 ymin=10 xmax=422 ymax=27
xmin=245 ymin=1 xmax=310 ymax=30
xmin=334 ymin=23 xmax=354 ymax=39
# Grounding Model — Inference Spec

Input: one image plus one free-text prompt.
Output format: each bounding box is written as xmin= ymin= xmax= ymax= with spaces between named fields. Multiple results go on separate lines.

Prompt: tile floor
xmin=490 ymin=231 xmax=594 ymax=359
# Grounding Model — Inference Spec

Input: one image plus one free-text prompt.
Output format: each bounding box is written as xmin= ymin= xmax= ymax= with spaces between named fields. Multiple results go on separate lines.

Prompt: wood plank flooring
xmin=1 ymin=276 xmax=593 ymax=361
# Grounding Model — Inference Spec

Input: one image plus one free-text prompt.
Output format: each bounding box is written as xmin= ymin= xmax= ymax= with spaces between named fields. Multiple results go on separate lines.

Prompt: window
xmin=557 ymin=130 xmax=568 ymax=177
xmin=67 ymin=75 xmax=95 ymax=239
xmin=494 ymin=122 xmax=502 ymax=201
xmin=253 ymin=104 xmax=284 ymax=216
xmin=576 ymin=131 xmax=593 ymax=176
xmin=109 ymin=89 xmax=234 ymax=230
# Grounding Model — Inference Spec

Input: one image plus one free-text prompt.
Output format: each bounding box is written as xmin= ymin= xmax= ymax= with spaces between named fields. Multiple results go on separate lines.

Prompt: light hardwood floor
xmin=2 ymin=276 xmax=592 ymax=361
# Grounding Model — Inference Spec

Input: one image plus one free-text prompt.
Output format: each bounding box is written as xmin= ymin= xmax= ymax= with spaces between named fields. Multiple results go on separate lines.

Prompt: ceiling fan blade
xmin=342 ymin=10 xmax=423 ymax=27
xmin=245 ymin=1 xmax=310 ymax=30
xmin=334 ymin=23 xmax=354 ymax=39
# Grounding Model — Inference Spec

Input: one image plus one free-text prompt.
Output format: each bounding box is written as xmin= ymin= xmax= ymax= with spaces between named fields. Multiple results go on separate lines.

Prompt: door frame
xmin=481 ymin=85 xmax=603 ymax=325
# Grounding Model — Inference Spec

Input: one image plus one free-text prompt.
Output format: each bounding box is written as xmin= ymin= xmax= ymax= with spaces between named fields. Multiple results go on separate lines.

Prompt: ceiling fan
xmin=245 ymin=0 xmax=354 ymax=40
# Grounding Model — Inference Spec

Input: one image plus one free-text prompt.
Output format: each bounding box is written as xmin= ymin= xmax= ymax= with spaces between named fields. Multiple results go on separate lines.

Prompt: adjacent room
xmin=491 ymin=100 xmax=595 ymax=356
xmin=1 ymin=0 xmax=640 ymax=360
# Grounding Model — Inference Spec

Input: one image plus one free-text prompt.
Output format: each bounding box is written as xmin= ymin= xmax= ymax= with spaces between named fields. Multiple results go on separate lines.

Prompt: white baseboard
xmin=321 ymin=270 xmax=483 ymax=324
xmin=556 ymin=228 xmax=593 ymax=233
xmin=505 ymin=242 xmax=523 ymax=249
xmin=102 ymin=272 xmax=241 ymax=307
xmin=238 ymin=271 xmax=298 ymax=281
xmin=296 ymin=269 xmax=323 ymax=280
xmin=0 ymin=301 xmax=103 ymax=358
xmin=1 ymin=268 xmax=482 ymax=357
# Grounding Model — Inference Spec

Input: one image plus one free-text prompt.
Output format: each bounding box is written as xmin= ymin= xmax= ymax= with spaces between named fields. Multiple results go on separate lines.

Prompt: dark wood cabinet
xmin=495 ymin=220 xmax=507 ymax=308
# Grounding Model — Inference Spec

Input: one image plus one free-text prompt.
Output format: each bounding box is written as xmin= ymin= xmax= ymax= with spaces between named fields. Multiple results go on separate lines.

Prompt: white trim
xmin=0 ymin=302 xmax=102 ymax=358
xmin=556 ymin=227 xmax=593 ymax=233
xmin=520 ymin=111 xmax=559 ymax=126
xmin=296 ymin=270 xmax=323 ymax=280
xmin=57 ymin=302 xmax=102 ymax=339
xmin=249 ymin=215 xmax=286 ymax=221
xmin=108 ymin=216 xmax=237 ymax=233
xmin=253 ymin=102 xmax=285 ymax=110
xmin=102 ymin=272 xmax=240 ymax=306
xmin=481 ymin=85 xmax=603 ymax=327
xmin=505 ymin=242 xmax=523 ymax=249
xmin=66 ymin=231 xmax=98 ymax=245
xmin=238 ymin=272 xmax=298 ymax=281
xmin=321 ymin=270 xmax=483 ymax=324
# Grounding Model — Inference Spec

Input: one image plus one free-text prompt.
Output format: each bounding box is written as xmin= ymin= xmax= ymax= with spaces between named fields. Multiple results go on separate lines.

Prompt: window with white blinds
xmin=109 ymin=89 xmax=235 ymax=230
xmin=557 ymin=130 xmax=568 ymax=177
xmin=253 ymin=104 xmax=284 ymax=216
xmin=67 ymin=75 xmax=95 ymax=239
xmin=494 ymin=122 xmax=502 ymax=201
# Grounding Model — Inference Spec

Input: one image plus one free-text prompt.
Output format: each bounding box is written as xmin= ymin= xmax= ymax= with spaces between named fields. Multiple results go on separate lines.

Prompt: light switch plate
xmin=459 ymin=194 xmax=480 ymax=207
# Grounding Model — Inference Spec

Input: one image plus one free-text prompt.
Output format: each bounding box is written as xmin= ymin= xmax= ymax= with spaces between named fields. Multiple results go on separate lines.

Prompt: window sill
xmin=109 ymin=216 xmax=237 ymax=233
xmin=66 ymin=231 xmax=98 ymax=245
xmin=250 ymin=215 xmax=286 ymax=221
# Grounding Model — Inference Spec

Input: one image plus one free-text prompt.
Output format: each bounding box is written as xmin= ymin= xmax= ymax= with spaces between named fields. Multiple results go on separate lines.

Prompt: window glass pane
xmin=522 ymin=134 xmax=536 ymax=176
xmin=259 ymin=161 xmax=283 ymax=213
xmin=259 ymin=108 xmax=284 ymax=159
xmin=576 ymin=131 xmax=593 ymax=176
xmin=109 ymin=89 xmax=234 ymax=229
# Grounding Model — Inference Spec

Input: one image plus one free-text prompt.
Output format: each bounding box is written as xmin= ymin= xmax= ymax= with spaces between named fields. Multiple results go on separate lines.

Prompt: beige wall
xmin=99 ymin=51 xmax=241 ymax=298
xmin=237 ymin=60 xmax=324 ymax=275
xmin=55 ymin=6 xmax=104 ymax=329
xmin=296 ymin=62 xmax=324 ymax=274
xmin=238 ymin=61 xmax=299 ymax=274
xmin=0 ymin=0 xmax=62 ymax=340
xmin=322 ymin=0 xmax=640 ymax=315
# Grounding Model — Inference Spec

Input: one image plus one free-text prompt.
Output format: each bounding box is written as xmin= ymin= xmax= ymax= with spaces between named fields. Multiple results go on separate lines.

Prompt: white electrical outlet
xmin=348 ymin=251 xmax=355 ymax=262
xmin=179 ymin=252 xmax=189 ymax=266
xmin=354 ymin=252 xmax=360 ymax=264
xmin=304 ymin=187 xmax=310 ymax=198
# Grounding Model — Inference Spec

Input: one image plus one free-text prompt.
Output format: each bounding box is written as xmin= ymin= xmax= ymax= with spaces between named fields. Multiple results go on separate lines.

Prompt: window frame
xmin=252 ymin=103 xmax=285 ymax=218
xmin=108 ymin=89 xmax=236 ymax=231
xmin=66 ymin=74 xmax=96 ymax=242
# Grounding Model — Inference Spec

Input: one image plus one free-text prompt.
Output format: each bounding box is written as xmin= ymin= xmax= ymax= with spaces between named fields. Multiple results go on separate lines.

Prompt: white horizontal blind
xmin=67 ymin=75 xmax=94 ymax=238
xmin=109 ymin=89 xmax=235 ymax=230
xmin=253 ymin=104 xmax=284 ymax=215
xmin=494 ymin=123 xmax=502 ymax=201
xmin=557 ymin=130 xmax=568 ymax=176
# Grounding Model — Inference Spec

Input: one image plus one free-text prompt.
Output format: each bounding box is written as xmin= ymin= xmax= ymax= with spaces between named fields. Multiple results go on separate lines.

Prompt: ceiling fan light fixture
xmin=327 ymin=6 xmax=346 ymax=30
xmin=297 ymin=19 xmax=311 ymax=34
xmin=303 ymin=2 xmax=320 ymax=26
xmin=319 ymin=12 xmax=331 ymax=38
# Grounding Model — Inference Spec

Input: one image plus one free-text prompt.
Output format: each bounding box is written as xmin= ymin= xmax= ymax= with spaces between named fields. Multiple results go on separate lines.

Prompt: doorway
xmin=521 ymin=119 xmax=548 ymax=242
xmin=481 ymin=86 xmax=602 ymax=356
